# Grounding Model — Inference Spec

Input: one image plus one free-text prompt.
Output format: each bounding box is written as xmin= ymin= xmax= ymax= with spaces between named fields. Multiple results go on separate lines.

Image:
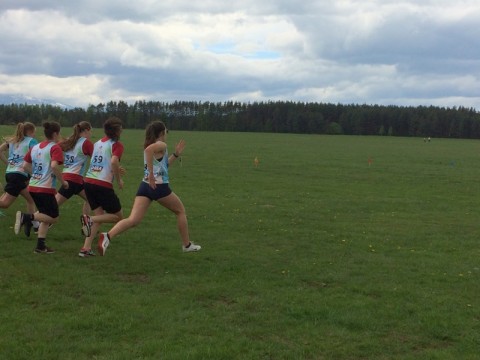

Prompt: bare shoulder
xmin=153 ymin=140 xmax=167 ymax=152
xmin=145 ymin=141 xmax=167 ymax=156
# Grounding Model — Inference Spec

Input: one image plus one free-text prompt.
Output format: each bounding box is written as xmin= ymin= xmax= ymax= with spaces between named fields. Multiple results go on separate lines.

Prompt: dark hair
xmin=4 ymin=122 xmax=36 ymax=143
xmin=43 ymin=121 xmax=61 ymax=140
xmin=60 ymin=121 xmax=92 ymax=151
xmin=104 ymin=117 xmax=123 ymax=141
xmin=144 ymin=121 xmax=166 ymax=149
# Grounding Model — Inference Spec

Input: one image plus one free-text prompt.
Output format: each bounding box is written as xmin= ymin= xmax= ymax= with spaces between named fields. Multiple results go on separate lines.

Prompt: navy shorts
xmin=4 ymin=173 xmax=29 ymax=197
xmin=31 ymin=192 xmax=59 ymax=218
xmin=58 ymin=180 xmax=84 ymax=199
xmin=84 ymin=182 xmax=121 ymax=214
xmin=136 ymin=182 xmax=172 ymax=201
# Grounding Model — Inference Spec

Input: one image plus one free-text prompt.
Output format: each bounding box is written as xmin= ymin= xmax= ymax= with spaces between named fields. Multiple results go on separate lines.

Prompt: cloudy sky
xmin=0 ymin=0 xmax=479 ymax=109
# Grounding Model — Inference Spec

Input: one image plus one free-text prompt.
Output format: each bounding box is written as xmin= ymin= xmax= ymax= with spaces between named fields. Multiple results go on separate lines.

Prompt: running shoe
xmin=14 ymin=211 xmax=33 ymax=237
xmin=80 ymin=215 xmax=93 ymax=237
xmin=78 ymin=248 xmax=96 ymax=258
xmin=98 ymin=232 xmax=110 ymax=256
xmin=182 ymin=242 xmax=201 ymax=252
xmin=34 ymin=246 xmax=55 ymax=254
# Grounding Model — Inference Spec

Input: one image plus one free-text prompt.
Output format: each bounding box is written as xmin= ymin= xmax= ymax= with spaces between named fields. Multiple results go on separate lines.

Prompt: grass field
xmin=0 ymin=125 xmax=479 ymax=359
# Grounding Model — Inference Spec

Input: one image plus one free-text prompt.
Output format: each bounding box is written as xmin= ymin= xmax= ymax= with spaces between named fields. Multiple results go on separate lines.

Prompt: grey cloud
xmin=0 ymin=1 xmax=479 ymax=109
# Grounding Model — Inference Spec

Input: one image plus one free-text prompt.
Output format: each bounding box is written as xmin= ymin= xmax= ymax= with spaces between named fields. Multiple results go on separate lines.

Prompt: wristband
xmin=173 ymin=153 xmax=179 ymax=158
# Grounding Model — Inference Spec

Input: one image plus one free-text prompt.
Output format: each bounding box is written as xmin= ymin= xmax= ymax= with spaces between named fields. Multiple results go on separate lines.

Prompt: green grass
xmin=0 ymin=126 xmax=479 ymax=359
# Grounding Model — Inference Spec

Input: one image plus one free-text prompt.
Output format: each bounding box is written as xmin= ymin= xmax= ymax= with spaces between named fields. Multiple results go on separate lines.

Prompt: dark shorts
xmin=31 ymin=192 xmax=59 ymax=218
xmin=84 ymin=182 xmax=121 ymax=214
xmin=136 ymin=182 xmax=172 ymax=201
xmin=57 ymin=180 xmax=84 ymax=199
xmin=4 ymin=173 xmax=29 ymax=197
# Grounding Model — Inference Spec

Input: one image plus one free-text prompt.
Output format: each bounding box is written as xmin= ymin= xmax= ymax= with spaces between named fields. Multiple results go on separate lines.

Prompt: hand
xmin=148 ymin=173 xmax=156 ymax=189
xmin=174 ymin=139 xmax=186 ymax=157
xmin=119 ymin=166 xmax=127 ymax=176
xmin=62 ymin=180 xmax=69 ymax=189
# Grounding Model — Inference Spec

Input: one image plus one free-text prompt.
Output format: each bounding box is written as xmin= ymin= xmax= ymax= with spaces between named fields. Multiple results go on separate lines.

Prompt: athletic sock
xmin=37 ymin=238 xmax=46 ymax=249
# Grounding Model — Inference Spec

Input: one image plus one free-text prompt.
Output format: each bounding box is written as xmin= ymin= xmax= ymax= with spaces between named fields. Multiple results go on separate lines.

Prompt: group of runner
xmin=0 ymin=117 xmax=201 ymax=256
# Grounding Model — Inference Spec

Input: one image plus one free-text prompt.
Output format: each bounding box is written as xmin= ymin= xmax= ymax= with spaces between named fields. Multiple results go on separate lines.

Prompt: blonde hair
xmin=3 ymin=122 xmax=36 ymax=143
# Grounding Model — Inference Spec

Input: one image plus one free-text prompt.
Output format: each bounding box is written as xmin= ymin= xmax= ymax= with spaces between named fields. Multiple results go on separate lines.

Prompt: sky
xmin=0 ymin=0 xmax=479 ymax=109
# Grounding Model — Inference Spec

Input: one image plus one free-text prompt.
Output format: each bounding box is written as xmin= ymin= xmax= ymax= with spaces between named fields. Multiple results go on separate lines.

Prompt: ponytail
xmin=3 ymin=122 xmax=35 ymax=143
xmin=60 ymin=121 xmax=91 ymax=151
xmin=104 ymin=117 xmax=123 ymax=141
xmin=144 ymin=121 xmax=166 ymax=149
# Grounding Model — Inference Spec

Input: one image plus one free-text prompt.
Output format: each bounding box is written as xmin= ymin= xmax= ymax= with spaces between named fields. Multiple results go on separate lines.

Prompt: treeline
xmin=1 ymin=100 xmax=479 ymax=138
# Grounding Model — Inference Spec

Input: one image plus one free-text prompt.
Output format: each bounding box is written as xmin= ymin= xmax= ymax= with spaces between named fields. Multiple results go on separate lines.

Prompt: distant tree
xmin=378 ymin=125 xmax=385 ymax=136
xmin=327 ymin=122 xmax=343 ymax=135
xmin=1 ymin=101 xmax=480 ymax=138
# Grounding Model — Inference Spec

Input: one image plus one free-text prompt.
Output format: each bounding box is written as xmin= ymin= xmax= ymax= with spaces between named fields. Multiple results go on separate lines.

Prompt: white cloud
xmin=0 ymin=73 xmax=109 ymax=106
xmin=0 ymin=1 xmax=479 ymax=109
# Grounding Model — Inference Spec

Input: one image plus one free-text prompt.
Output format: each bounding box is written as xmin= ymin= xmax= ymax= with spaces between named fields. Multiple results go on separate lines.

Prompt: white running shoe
xmin=14 ymin=211 xmax=23 ymax=235
xmin=182 ymin=242 xmax=201 ymax=252
xmin=98 ymin=232 xmax=110 ymax=256
xmin=80 ymin=215 xmax=93 ymax=237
